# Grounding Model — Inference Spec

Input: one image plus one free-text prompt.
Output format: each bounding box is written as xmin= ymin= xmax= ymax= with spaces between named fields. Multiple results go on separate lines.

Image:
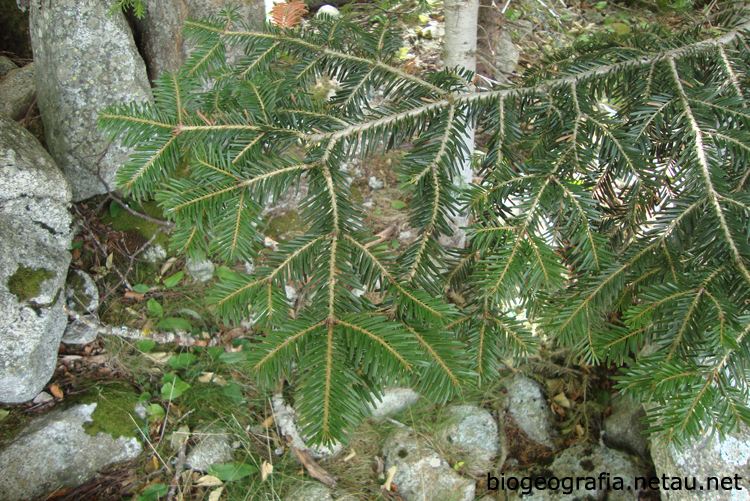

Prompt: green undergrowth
xmin=100 ymin=199 xmax=170 ymax=250
xmin=108 ymin=330 xmax=600 ymax=501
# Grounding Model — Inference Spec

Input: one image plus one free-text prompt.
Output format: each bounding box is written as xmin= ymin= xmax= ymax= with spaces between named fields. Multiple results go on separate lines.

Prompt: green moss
xmin=7 ymin=265 xmax=55 ymax=303
xmin=100 ymin=200 xmax=170 ymax=249
xmin=79 ymin=381 xmax=144 ymax=440
xmin=265 ymin=211 xmax=304 ymax=240
xmin=0 ymin=408 xmax=32 ymax=444
xmin=349 ymin=184 xmax=363 ymax=205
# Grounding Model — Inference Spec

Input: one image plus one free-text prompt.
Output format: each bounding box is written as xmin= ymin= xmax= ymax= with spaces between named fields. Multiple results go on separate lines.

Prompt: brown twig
xmin=365 ymin=225 xmax=397 ymax=248
xmin=165 ymin=442 xmax=187 ymax=501
xmin=95 ymin=159 xmax=174 ymax=229
xmin=96 ymin=227 xmax=166 ymax=308
xmin=74 ymin=205 xmax=134 ymax=297
xmin=287 ymin=436 xmax=338 ymax=487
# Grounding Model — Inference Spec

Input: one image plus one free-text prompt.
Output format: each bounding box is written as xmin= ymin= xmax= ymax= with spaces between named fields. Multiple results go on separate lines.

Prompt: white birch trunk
xmin=441 ymin=0 xmax=479 ymax=248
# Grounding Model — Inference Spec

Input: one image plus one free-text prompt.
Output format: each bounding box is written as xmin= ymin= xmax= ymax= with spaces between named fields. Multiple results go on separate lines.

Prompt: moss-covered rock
xmin=265 ymin=210 xmax=304 ymax=240
xmin=7 ymin=265 xmax=55 ymax=303
xmin=100 ymin=200 xmax=170 ymax=250
xmin=77 ymin=381 xmax=144 ymax=440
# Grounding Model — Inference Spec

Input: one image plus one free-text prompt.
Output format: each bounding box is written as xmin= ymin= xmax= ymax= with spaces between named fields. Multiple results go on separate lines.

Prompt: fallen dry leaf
xmin=261 ymin=460 xmax=273 ymax=482
xmin=288 ymin=437 xmax=337 ymax=487
xmin=145 ymin=352 xmax=173 ymax=364
xmin=196 ymin=475 xmax=223 ymax=487
xmin=49 ymin=383 xmax=64 ymax=399
xmin=86 ymin=354 xmax=107 ymax=365
xmin=160 ymin=257 xmax=178 ymax=276
xmin=208 ymin=487 xmax=223 ymax=501
xmin=552 ymin=393 xmax=571 ymax=408
xmin=123 ymin=290 xmax=144 ymax=301
xmin=343 ymin=450 xmax=356 ymax=462
xmin=145 ymin=455 xmax=160 ymax=474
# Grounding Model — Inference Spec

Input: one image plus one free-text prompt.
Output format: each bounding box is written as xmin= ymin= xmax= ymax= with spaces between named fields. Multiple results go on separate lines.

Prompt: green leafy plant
xmin=146 ymin=298 xmax=164 ymax=318
xmin=161 ymin=373 xmax=191 ymax=400
xmin=99 ymin=6 xmax=750 ymax=447
xmin=208 ymin=462 xmax=259 ymax=482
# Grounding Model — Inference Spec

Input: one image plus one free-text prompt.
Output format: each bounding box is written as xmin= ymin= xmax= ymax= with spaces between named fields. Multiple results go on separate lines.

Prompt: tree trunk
xmin=441 ymin=0 xmax=479 ymax=248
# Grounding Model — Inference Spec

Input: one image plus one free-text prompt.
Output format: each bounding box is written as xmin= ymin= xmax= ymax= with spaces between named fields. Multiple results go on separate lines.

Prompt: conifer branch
xmin=100 ymin=6 xmax=750 ymax=445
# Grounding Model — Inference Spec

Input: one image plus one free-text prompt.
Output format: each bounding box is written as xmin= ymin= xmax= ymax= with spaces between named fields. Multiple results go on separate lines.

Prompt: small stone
xmin=134 ymin=402 xmax=148 ymax=421
xmin=62 ymin=315 xmax=99 ymax=345
xmin=186 ymin=258 xmax=215 ymax=283
xmin=315 ymin=5 xmax=340 ymax=18
xmin=369 ymin=387 xmax=421 ymax=419
xmin=369 ymin=176 xmax=384 ymax=190
xmin=362 ymin=200 xmax=374 ymax=209
xmin=32 ymin=391 xmax=53 ymax=404
xmin=505 ymin=375 xmax=556 ymax=449
xmin=186 ymin=427 xmax=234 ymax=472
xmin=447 ymin=404 xmax=500 ymax=463
xmin=398 ymin=231 xmax=413 ymax=241
xmin=0 ymin=63 xmax=36 ymax=120
xmin=285 ymin=483 xmax=333 ymax=501
xmin=142 ymin=244 xmax=167 ymax=263
xmin=0 ymin=403 xmax=142 ymax=501
xmin=65 ymin=269 xmax=99 ymax=313
xmin=383 ymin=429 xmax=475 ymax=501
xmin=285 ymin=285 xmax=298 ymax=301
xmin=603 ymin=394 xmax=649 ymax=458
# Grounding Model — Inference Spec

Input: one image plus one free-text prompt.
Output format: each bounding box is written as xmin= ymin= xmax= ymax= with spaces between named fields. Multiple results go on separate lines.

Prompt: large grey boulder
xmin=383 ymin=428 xmax=476 ymax=501
xmin=650 ymin=424 xmax=750 ymax=500
xmin=0 ymin=63 xmax=36 ymax=121
xmin=29 ymin=0 xmax=153 ymax=201
xmin=0 ymin=112 xmax=72 ymax=403
xmin=0 ymin=402 xmax=143 ymax=501
xmin=136 ymin=0 xmax=265 ymax=82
